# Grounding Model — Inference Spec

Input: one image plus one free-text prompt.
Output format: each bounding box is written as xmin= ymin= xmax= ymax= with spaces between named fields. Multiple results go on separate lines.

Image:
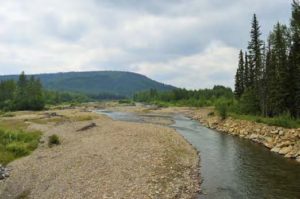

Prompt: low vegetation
xmin=229 ymin=113 xmax=300 ymax=129
xmin=0 ymin=128 xmax=41 ymax=165
xmin=48 ymin=134 xmax=60 ymax=147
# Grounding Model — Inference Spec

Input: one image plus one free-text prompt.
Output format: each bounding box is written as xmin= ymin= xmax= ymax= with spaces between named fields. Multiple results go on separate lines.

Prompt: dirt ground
xmin=0 ymin=107 xmax=200 ymax=199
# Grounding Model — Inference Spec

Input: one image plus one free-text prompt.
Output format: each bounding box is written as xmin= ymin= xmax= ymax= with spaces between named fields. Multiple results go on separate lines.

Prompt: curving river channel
xmin=97 ymin=110 xmax=300 ymax=199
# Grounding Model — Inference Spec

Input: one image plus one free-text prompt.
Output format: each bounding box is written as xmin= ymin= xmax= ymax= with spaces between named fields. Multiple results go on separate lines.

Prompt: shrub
xmin=207 ymin=111 xmax=215 ymax=117
xmin=216 ymin=103 xmax=228 ymax=120
xmin=48 ymin=134 xmax=60 ymax=147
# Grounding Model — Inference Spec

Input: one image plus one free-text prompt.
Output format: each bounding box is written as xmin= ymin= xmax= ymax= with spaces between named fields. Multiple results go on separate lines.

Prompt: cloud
xmin=0 ymin=0 xmax=291 ymax=89
xmin=131 ymin=41 xmax=238 ymax=89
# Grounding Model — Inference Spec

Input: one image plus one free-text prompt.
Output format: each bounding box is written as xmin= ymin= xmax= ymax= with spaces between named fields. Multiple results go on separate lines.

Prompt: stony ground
xmin=0 ymin=108 xmax=200 ymax=199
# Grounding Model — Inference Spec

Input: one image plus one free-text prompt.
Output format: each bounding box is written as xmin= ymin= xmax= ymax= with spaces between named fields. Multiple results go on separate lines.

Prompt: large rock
xmin=271 ymin=147 xmax=281 ymax=153
xmin=249 ymin=134 xmax=259 ymax=139
xmin=278 ymin=146 xmax=292 ymax=155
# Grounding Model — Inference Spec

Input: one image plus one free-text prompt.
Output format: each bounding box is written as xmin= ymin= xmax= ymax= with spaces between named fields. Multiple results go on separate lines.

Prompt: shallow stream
xmin=97 ymin=110 xmax=300 ymax=199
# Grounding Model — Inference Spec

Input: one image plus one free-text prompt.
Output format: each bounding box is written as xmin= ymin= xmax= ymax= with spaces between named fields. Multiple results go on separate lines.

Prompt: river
xmin=97 ymin=110 xmax=300 ymax=199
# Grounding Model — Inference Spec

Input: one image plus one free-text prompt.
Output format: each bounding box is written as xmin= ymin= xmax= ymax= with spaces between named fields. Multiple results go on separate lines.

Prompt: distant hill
xmin=0 ymin=71 xmax=175 ymax=97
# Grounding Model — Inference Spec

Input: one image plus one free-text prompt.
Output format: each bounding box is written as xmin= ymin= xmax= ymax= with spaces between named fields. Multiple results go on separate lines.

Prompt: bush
xmin=48 ymin=134 xmax=60 ymax=147
xmin=216 ymin=103 xmax=228 ymax=120
xmin=207 ymin=112 xmax=215 ymax=117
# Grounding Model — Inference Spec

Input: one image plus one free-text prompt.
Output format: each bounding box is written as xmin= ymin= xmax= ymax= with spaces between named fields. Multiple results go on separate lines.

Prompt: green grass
xmin=229 ymin=113 xmax=300 ymax=128
xmin=0 ymin=128 xmax=41 ymax=165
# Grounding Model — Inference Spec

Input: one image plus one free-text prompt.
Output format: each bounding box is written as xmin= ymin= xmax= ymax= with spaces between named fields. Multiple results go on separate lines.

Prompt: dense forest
xmin=0 ymin=72 xmax=44 ymax=111
xmin=134 ymin=86 xmax=234 ymax=107
xmin=235 ymin=1 xmax=300 ymax=118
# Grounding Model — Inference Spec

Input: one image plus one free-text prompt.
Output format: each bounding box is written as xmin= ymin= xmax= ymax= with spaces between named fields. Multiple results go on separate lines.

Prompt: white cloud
xmin=131 ymin=41 xmax=239 ymax=89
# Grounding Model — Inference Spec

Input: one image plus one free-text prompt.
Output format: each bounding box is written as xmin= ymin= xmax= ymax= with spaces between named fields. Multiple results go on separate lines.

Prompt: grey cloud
xmin=0 ymin=0 xmax=292 ymax=88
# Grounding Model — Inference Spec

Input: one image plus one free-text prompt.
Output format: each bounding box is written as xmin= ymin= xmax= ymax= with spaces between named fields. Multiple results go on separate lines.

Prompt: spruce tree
xmin=244 ymin=52 xmax=250 ymax=89
xmin=289 ymin=0 xmax=300 ymax=118
xmin=15 ymin=71 xmax=29 ymax=110
xmin=246 ymin=14 xmax=263 ymax=113
xmin=235 ymin=50 xmax=244 ymax=98
xmin=248 ymin=14 xmax=263 ymax=87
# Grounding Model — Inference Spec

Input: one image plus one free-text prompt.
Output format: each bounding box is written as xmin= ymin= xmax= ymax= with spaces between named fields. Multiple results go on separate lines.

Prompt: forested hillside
xmin=0 ymin=71 xmax=175 ymax=97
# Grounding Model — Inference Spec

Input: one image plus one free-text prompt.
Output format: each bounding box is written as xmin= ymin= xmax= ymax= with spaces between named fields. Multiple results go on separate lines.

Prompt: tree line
xmin=234 ymin=1 xmax=300 ymax=118
xmin=134 ymin=86 xmax=234 ymax=107
xmin=0 ymin=72 xmax=44 ymax=111
xmin=0 ymin=72 xmax=130 ymax=111
xmin=0 ymin=72 xmax=93 ymax=111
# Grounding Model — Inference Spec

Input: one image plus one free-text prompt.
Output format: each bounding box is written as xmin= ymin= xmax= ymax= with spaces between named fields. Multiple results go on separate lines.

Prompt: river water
xmin=97 ymin=110 xmax=300 ymax=199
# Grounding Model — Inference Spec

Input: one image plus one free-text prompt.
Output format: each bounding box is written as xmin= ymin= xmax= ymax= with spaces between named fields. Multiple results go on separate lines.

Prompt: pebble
xmin=0 ymin=164 xmax=10 ymax=180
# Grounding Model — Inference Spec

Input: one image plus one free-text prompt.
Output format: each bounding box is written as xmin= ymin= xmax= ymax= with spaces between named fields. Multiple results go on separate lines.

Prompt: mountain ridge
xmin=0 ymin=71 xmax=176 ymax=97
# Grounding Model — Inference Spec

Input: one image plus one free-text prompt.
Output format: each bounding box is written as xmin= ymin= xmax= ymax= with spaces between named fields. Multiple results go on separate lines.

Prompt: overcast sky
xmin=0 ymin=0 xmax=291 ymax=89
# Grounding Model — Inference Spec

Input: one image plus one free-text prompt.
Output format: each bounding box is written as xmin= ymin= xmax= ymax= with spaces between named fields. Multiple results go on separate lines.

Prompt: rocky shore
xmin=190 ymin=109 xmax=300 ymax=163
xmin=0 ymin=108 xmax=200 ymax=198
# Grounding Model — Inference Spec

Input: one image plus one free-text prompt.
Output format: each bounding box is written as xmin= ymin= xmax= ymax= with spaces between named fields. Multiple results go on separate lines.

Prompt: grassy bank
xmin=0 ymin=119 xmax=41 ymax=165
xmin=228 ymin=113 xmax=300 ymax=129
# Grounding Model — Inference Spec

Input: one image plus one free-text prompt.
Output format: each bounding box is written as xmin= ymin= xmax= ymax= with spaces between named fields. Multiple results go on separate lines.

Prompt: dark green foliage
xmin=234 ymin=3 xmax=300 ymax=119
xmin=235 ymin=50 xmax=245 ymax=98
xmin=48 ymin=134 xmax=60 ymax=147
xmin=134 ymin=86 xmax=234 ymax=107
xmin=0 ymin=80 xmax=16 ymax=111
xmin=216 ymin=103 xmax=228 ymax=120
xmin=44 ymin=90 xmax=91 ymax=105
xmin=0 ymin=72 xmax=45 ymax=111
xmin=0 ymin=71 xmax=175 ymax=97
xmin=248 ymin=14 xmax=264 ymax=88
xmin=239 ymin=88 xmax=261 ymax=115
xmin=243 ymin=52 xmax=250 ymax=89
xmin=288 ymin=0 xmax=300 ymax=118
xmin=0 ymin=128 xmax=41 ymax=165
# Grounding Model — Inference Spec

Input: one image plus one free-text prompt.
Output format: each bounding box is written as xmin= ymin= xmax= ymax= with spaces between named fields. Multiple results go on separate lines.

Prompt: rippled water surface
xmin=97 ymin=110 xmax=300 ymax=199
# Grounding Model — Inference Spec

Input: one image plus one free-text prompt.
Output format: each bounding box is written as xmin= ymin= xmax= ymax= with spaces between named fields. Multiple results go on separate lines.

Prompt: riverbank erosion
xmin=0 ymin=108 xmax=200 ymax=198
xmin=187 ymin=107 xmax=300 ymax=163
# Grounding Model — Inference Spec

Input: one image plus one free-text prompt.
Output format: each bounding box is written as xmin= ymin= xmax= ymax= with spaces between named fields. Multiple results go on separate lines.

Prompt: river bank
xmin=0 ymin=106 xmax=200 ymax=198
xmin=133 ymin=105 xmax=300 ymax=163
xmin=183 ymin=107 xmax=300 ymax=163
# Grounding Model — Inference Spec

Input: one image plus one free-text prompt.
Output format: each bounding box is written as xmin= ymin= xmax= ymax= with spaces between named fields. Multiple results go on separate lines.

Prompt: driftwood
xmin=76 ymin=122 xmax=96 ymax=131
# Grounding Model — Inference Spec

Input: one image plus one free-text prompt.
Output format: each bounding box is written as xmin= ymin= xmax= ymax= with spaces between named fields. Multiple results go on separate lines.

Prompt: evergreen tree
xmin=246 ymin=14 xmax=263 ymax=113
xmin=248 ymin=14 xmax=264 ymax=86
xmin=265 ymin=33 xmax=280 ymax=116
xmin=288 ymin=0 xmax=300 ymax=118
xmin=0 ymin=80 xmax=16 ymax=109
xmin=235 ymin=50 xmax=244 ymax=98
xmin=15 ymin=71 xmax=29 ymax=110
xmin=244 ymin=52 xmax=250 ymax=89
